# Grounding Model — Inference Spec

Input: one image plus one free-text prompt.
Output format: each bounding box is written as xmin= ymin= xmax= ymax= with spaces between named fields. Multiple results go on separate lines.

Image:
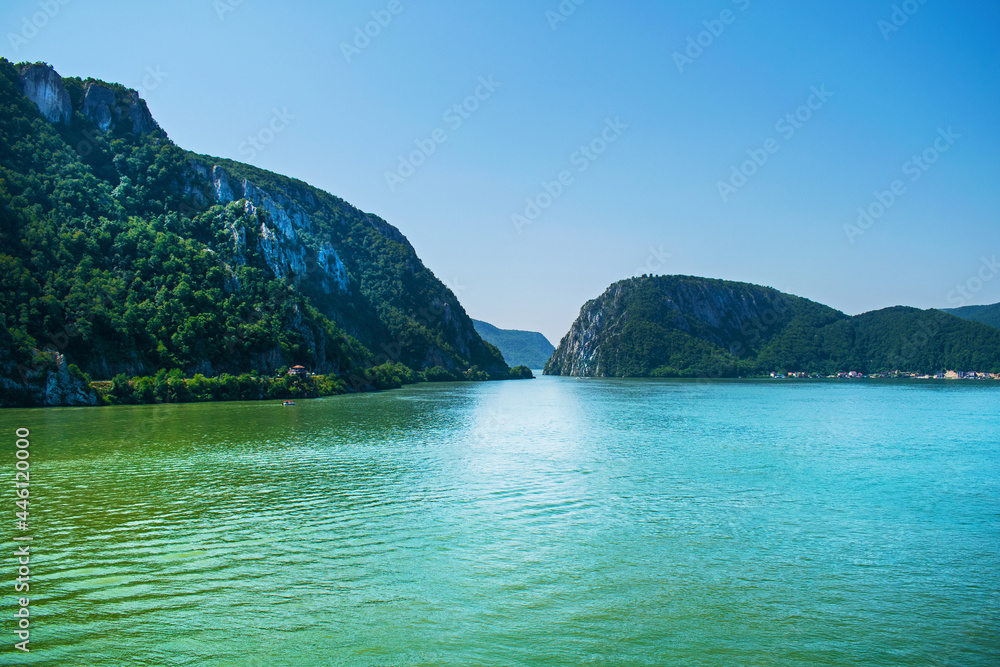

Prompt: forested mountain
xmin=0 ymin=60 xmax=511 ymax=406
xmin=472 ymin=320 xmax=555 ymax=369
xmin=545 ymin=275 xmax=1000 ymax=377
xmin=944 ymin=303 xmax=1000 ymax=330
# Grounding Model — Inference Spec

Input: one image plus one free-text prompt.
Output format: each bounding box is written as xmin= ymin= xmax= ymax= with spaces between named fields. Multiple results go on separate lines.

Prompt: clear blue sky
xmin=3 ymin=0 xmax=998 ymax=344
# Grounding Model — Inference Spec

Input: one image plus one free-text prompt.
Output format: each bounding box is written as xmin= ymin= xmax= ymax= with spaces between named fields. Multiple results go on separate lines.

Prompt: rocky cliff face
xmin=43 ymin=353 xmax=97 ymax=406
xmin=19 ymin=63 xmax=159 ymax=134
xmin=204 ymin=165 xmax=349 ymax=295
xmin=545 ymin=297 xmax=606 ymax=377
xmin=177 ymin=155 xmax=501 ymax=374
xmin=1 ymin=60 xmax=506 ymax=405
xmin=81 ymin=80 xmax=158 ymax=133
xmin=545 ymin=275 xmax=1000 ymax=377
xmin=546 ymin=276 xmax=790 ymax=376
xmin=2 ymin=352 xmax=98 ymax=407
xmin=544 ymin=275 xmax=843 ymax=377
xmin=19 ymin=63 xmax=71 ymax=124
xmin=183 ymin=155 xmax=503 ymax=375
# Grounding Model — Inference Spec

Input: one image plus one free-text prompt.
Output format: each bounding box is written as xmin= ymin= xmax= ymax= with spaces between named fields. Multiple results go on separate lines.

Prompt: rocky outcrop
xmin=82 ymin=82 xmax=117 ymax=129
xmin=44 ymin=353 xmax=98 ymax=406
xmin=545 ymin=275 xmax=837 ymax=377
xmin=18 ymin=63 xmax=71 ymax=124
xmin=253 ymin=209 xmax=308 ymax=279
xmin=81 ymin=81 xmax=158 ymax=134
xmin=545 ymin=275 xmax=1000 ymax=377
xmin=545 ymin=296 xmax=607 ymax=376
xmin=122 ymin=89 xmax=157 ymax=134
xmin=17 ymin=62 xmax=158 ymax=134
xmin=1 ymin=60 xmax=510 ymax=399
xmin=209 ymin=165 xmax=349 ymax=295
xmin=316 ymin=242 xmax=350 ymax=294
xmin=10 ymin=352 xmax=98 ymax=407
xmin=212 ymin=165 xmax=235 ymax=203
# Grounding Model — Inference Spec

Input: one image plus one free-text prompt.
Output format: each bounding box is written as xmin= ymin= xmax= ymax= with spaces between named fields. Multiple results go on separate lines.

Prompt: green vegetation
xmin=472 ymin=319 xmax=555 ymax=368
xmin=545 ymin=276 xmax=1000 ymax=377
xmin=508 ymin=365 xmax=534 ymax=380
xmin=0 ymin=60 xmax=514 ymax=406
xmin=944 ymin=302 xmax=1000 ymax=330
xmin=90 ymin=361 xmax=536 ymax=406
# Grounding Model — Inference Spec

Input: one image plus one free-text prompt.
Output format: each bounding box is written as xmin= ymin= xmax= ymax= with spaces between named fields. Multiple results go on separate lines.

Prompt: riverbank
xmin=3 ymin=362 xmax=535 ymax=408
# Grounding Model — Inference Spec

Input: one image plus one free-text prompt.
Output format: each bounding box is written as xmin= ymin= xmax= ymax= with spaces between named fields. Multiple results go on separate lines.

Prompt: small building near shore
xmin=288 ymin=365 xmax=308 ymax=378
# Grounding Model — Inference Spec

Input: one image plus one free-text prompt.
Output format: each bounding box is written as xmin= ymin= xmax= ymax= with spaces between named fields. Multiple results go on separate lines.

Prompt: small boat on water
xmin=282 ymin=401 xmax=296 ymax=406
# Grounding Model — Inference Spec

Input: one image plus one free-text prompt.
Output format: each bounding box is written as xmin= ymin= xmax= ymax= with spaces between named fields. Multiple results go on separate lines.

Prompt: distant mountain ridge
xmin=472 ymin=320 xmax=555 ymax=369
xmin=944 ymin=303 xmax=1000 ymax=330
xmin=545 ymin=275 xmax=1000 ymax=377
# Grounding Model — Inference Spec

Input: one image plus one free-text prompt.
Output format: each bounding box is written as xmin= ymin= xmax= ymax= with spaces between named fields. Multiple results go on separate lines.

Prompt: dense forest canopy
xmin=472 ymin=319 xmax=555 ymax=369
xmin=944 ymin=303 xmax=1000 ymax=331
xmin=545 ymin=276 xmax=1000 ymax=377
xmin=0 ymin=60 xmax=518 ymax=406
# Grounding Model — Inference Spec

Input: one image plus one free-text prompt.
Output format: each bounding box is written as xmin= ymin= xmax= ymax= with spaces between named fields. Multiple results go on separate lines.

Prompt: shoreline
xmin=6 ymin=370 xmax=998 ymax=410
xmin=1 ymin=364 xmax=535 ymax=410
xmin=559 ymin=377 xmax=1000 ymax=381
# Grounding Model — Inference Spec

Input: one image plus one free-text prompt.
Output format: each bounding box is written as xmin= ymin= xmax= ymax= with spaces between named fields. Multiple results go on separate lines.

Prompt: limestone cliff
xmin=0 ymin=60 xmax=507 ymax=406
xmin=204 ymin=164 xmax=348 ymax=294
xmin=18 ymin=63 xmax=71 ymax=124
xmin=545 ymin=275 xmax=1000 ymax=377
xmin=0 ymin=351 xmax=98 ymax=407
xmin=545 ymin=275 xmax=846 ymax=377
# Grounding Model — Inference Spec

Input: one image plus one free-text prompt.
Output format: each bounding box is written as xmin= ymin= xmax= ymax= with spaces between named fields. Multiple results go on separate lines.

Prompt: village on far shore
xmin=770 ymin=371 xmax=1000 ymax=380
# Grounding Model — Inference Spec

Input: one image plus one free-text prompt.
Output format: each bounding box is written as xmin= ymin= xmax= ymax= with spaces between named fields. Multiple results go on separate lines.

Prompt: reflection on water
xmin=2 ymin=378 xmax=999 ymax=665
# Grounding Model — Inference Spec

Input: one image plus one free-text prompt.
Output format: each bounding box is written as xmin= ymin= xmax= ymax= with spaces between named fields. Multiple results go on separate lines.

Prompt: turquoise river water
xmin=1 ymin=377 xmax=998 ymax=665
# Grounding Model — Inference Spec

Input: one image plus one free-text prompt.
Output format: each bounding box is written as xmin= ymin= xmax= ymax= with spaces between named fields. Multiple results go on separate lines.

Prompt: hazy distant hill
xmin=944 ymin=303 xmax=1000 ymax=330
xmin=472 ymin=320 xmax=555 ymax=369
xmin=545 ymin=275 xmax=1000 ymax=377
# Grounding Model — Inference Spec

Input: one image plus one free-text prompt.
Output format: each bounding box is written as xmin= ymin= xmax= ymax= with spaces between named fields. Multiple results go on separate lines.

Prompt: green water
xmin=1 ymin=378 xmax=998 ymax=666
